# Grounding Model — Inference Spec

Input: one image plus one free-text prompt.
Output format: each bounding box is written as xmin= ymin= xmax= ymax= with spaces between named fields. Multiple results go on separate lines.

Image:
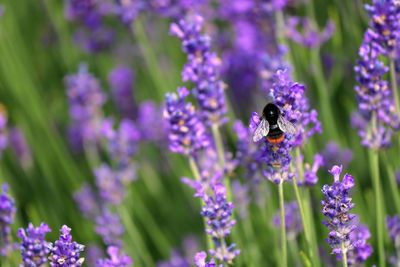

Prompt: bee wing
xmin=277 ymin=115 xmax=297 ymax=134
xmin=253 ymin=118 xmax=269 ymax=142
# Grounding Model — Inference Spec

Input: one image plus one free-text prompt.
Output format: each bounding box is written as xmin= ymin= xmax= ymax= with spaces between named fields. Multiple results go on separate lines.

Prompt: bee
xmin=253 ymin=103 xmax=297 ymax=143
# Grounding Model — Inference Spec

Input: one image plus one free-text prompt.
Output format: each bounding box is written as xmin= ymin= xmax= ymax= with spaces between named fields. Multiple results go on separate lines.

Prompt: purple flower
xmin=387 ymin=215 xmax=400 ymax=242
xmin=0 ymin=107 xmax=8 ymax=155
xmin=150 ymin=0 xmax=210 ymax=18
xmin=194 ymin=251 xmax=217 ymax=267
xmin=74 ymin=183 xmax=100 ymax=219
xmin=86 ymin=245 xmax=104 ymax=267
xmin=108 ymin=66 xmax=136 ymax=119
xmin=303 ymin=154 xmax=324 ymax=186
xmin=272 ymin=201 xmax=302 ymax=240
xmin=0 ymin=5 xmax=4 ymax=17
xmin=65 ymin=64 xmax=106 ymax=145
xmin=231 ymin=180 xmax=250 ymax=219
xmin=353 ymin=35 xmax=400 ymax=149
xmin=9 ymin=127 xmax=32 ymax=170
xmin=286 ymin=16 xmax=335 ymax=48
xmin=347 ymin=224 xmax=373 ymax=265
xmin=321 ymin=142 xmax=353 ymax=170
xmin=115 ymin=0 xmax=146 ymax=25
xmin=157 ymin=235 xmax=199 ymax=267
xmin=396 ymin=170 xmax=400 ymax=185
xmin=96 ymin=246 xmax=132 ymax=267
xmin=49 ymin=225 xmax=85 ymax=267
xmin=95 ymin=209 xmax=124 ymax=247
xmin=0 ymin=183 xmax=16 ymax=256
xmin=157 ymin=250 xmax=190 ymax=267
xmin=137 ymin=101 xmax=166 ymax=142
xmin=164 ymin=87 xmax=211 ymax=155
xmin=73 ymin=27 xmax=114 ymax=54
xmin=170 ymin=15 xmax=227 ymax=125
xmin=365 ymin=0 xmax=400 ymax=59
xmin=200 ymin=184 xmax=239 ymax=264
xmin=321 ymin=166 xmax=356 ymax=259
xmin=64 ymin=0 xmax=102 ymax=28
xmin=18 ymin=223 xmax=51 ymax=267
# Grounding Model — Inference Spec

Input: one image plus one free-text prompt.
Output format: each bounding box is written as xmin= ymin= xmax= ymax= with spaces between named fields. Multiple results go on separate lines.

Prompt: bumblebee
xmin=253 ymin=103 xmax=297 ymax=143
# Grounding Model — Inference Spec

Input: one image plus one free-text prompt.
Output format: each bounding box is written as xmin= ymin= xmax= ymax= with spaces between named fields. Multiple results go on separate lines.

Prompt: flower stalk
xmin=278 ymin=179 xmax=287 ymax=267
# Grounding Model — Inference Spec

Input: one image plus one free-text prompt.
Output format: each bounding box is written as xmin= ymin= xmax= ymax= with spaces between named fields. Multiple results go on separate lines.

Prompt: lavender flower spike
xmin=170 ymin=15 xmax=227 ymax=125
xmin=18 ymin=223 xmax=51 ymax=267
xmin=96 ymin=246 xmax=132 ymax=267
xmin=49 ymin=225 xmax=85 ymax=267
xmin=0 ymin=183 xmax=16 ymax=256
xmin=164 ymin=87 xmax=210 ymax=155
xmin=321 ymin=166 xmax=358 ymax=262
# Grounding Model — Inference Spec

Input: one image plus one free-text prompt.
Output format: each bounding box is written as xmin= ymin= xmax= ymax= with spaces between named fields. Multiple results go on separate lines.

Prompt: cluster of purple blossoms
xmin=365 ymin=0 xmax=400 ymax=59
xmin=48 ymin=225 xmax=85 ymax=267
xmin=137 ymin=101 xmax=166 ymax=143
xmin=95 ymin=209 xmax=124 ymax=247
xmin=17 ymin=223 xmax=51 ymax=267
xmin=0 ymin=183 xmax=16 ymax=256
xmin=321 ymin=142 xmax=353 ymax=170
xmin=65 ymin=64 xmax=107 ymax=150
xmin=321 ymin=166 xmax=372 ymax=265
xmin=157 ymin=236 xmax=199 ymax=267
xmin=9 ymin=127 xmax=33 ymax=170
xmin=387 ymin=215 xmax=400 ymax=264
xmin=164 ymin=87 xmax=210 ymax=156
xmin=194 ymin=251 xmax=218 ymax=267
xmin=96 ymin=246 xmax=132 ymax=267
xmin=108 ymin=66 xmax=136 ymax=119
xmin=272 ymin=201 xmax=302 ymax=240
xmin=286 ymin=16 xmax=335 ymax=48
xmin=353 ymin=37 xmax=400 ymax=149
xmin=64 ymin=0 xmax=114 ymax=53
xmin=170 ymin=15 xmax=227 ymax=126
xmin=0 ymin=107 xmax=8 ymax=156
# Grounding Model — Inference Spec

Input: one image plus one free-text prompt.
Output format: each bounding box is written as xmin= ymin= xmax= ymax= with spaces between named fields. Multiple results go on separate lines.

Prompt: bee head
xmin=263 ymin=103 xmax=280 ymax=124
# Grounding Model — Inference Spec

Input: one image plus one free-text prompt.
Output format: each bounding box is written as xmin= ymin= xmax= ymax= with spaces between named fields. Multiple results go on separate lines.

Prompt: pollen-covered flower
xmin=108 ymin=66 xmax=136 ymax=119
xmin=49 ymin=225 xmax=85 ymax=267
xmin=321 ymin=166 xmax=356 ymax=258
xmin=272 ymin=201 xmax=302 ymax=240
xmin=18 ymin=223 xmax=51 ymax=267
xmin=65 ymin=64 xmax=106 ymax=145
xmin=286 ymin=16 xmax=335 ymax=48
xmin=96 ymin=246 xmax=132 ymax=267
xmin=170 ymin=15 xmax=227 ymax=125
xmin=164 ymin=87 xmax=210 ymax=155
xmin=0 ymin=183 xmax=16 ymax=256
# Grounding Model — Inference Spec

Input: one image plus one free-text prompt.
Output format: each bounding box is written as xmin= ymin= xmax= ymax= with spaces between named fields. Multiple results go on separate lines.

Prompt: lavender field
xmin=0 ymin=0 xmax=400 ymax=266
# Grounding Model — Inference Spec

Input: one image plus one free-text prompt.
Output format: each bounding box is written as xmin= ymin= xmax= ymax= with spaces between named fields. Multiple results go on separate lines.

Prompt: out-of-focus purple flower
xmin=353 ymin=35 xmax=400 ymax=149
xmin=73 ymin=27 xmax=114 ymax=54
xmin=65 ymin=0 xmax=102 ymax=28
xmin=321 ymin=166 xmax=356 ymax=259
xmin=321 ymin=142 xmax=353 ymax=170
xmin=194 ymin=251 xmax=217 ymax=267
xmin=95 ymin=209 xmax=124 ymax=247
xmin=65 ymin=64 xmax=106 ymax=146
xmin=96 ymin=246 xmax=132 ymax=267
xmin=347 ymin=224 xmax=373 ymax=265
xmin=137 ymin=101 xmax=166 ymax=142
xmin=303 ymin=154 xmax=324 ymax=186
xmin=150 ymin=0 xmax=210 ymax=18
xmin=158 ymin=235 xmax=199 ymax=267
xmin=286 ymin=17 xmax=335 ymax=48
xmin=0 ymin=107 xmax=8 ymax=155
xmin=9 ymin=127 xmax=32 ymax=170
xmin=231 ymin=180 xmax=250 ymax=219
xmin=272 ymin=201 xmax=302 ymax=240
xmin=164 ymin=87 xmax=210 ymax=156
xmin=18 ymin=223 xmax=51 ymax=267
xmin=86 ymin=245 xmax=104 ymax=267
xmin=49 ymin=225 xmax=85 ymax=267
xmin=396 ymin=170 xmax=400 ymax=185
xmin=74 ymin=183 xmax=100 ymax=219
xmin=387 ymin=215 xmax=400 ymax=265
xmin=365 ymin=0 xmax=400 ymax=59
xmin=200 ymin=184 xmax=239 ymax=264
xmin=170 ymin=15 xmax=227 ymax=125
xmin=115 ymin=0 xmax=146 ymax=25
xmin=108 ymin=66 xmax=136 ymax=119
xmin=0 ymin=183 xmax=16 ymax=256
xmin=0 ymin=5 xmax=4 ymax=17
xmin=158 ymin=250 xmax=190 ymax=267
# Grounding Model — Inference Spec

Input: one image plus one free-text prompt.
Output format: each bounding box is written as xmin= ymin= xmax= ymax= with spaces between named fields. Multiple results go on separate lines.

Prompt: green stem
xmin=368 ymin=150 xmax=386 ymax=267
xmin=341 ymin=242 xmax=348 ymax=267
xmin=278 ymin=180 xmax=287 ymax=267
xmin=188 ymin=156 xmax=214 ymax=251
xmin=390 ymin=60 xmax=400 ymax=117
xmin=384 ymin=155 xmax=400 ymax=215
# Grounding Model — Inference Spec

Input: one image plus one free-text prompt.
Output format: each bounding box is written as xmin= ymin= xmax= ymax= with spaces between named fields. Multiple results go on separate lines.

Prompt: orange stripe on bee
xmin=266 ymin=135 xmax=285 ymax=144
